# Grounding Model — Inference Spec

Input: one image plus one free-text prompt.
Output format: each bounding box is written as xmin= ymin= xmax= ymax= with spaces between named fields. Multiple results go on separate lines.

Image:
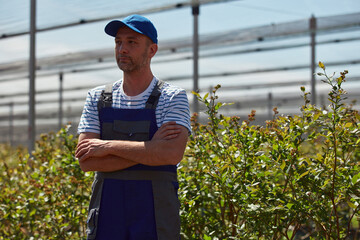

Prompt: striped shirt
xmin=77 ymin=77 xmax=192 ymax=135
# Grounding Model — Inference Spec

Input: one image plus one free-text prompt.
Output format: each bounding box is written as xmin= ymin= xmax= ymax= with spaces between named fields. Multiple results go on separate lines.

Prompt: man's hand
xmin=152 ymin=121 xmax=182 ymax=141
xmin=75 ymin=138 xmax=112 ymax=162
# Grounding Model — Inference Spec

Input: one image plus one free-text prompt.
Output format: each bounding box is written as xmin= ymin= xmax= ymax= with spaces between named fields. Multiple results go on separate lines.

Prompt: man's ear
xmin=149 ymin=43 xmax=158 ymax=58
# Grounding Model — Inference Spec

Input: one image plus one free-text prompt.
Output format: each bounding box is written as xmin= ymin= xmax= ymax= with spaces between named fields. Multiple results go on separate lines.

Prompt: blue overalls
xmin=86 ymin=81 xmax=181 ymax=240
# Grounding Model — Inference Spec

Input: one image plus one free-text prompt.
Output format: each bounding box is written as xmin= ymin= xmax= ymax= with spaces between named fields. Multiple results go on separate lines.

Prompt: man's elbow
xmin=168 ymin=151 xmax=184 ymax=165
xmin=79 ymin=162 xmax=90 ymax=172
xmin=78 ymin=159 xmax=93 ymax=172
xmin=161 ymin=148 xmax=185 ymax=165
xmin=165 ymin=138 xmax=188 ymax=165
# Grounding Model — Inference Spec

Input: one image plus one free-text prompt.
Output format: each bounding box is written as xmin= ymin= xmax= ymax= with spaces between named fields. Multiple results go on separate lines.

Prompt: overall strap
xmin=97 ymin=83 xmax=113 ymax=112
xmin=97 ymin=80 xmax=164 ymax=112
xmin=145 ymin=80 xmax=164 ymax=109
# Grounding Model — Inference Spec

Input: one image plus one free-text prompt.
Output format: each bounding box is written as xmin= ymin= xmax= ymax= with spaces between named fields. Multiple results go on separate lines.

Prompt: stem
xmin=323 ymin=69 xmax=342 ymax=239
xmin=330 ymin=108 xmax=341 ymax=239
xmin=228 ymin=200 xmax=237 ymax=236
xmin=346 ymin=205 xmax=360 ymax=239
xmin=290 ymin=222 xmax=300 ymax=240
xmin=272 ymin=214 xmax=280 ymax=240
xmin=218 ymin=196 xmax=226 ymax=225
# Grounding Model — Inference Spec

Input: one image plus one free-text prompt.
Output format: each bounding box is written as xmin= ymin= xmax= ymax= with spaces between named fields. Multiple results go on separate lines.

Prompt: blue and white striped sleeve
xmin=163 ymin=89 xmax=192 ymax=134
xmin=77 ymin=89 xmax=101 ymax=135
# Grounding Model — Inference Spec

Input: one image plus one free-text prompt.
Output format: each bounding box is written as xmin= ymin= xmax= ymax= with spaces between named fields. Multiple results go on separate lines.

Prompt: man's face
xmin=114 ymin=27 xmax=153 ymax=73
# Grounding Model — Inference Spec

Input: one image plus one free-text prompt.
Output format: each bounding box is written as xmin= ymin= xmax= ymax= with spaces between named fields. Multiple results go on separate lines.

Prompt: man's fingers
xmin=161 ymin=121 xmax=177 ymax=128
xmin=152 ymin=122 xmax=181 ymax=141
xmin=160 ymin=122 xmax=180 ymax=132
xmin=75 ymin=139 xmax=98 ymax=159
xmin=160 ymin=125 xmax=181 ymax=137
xmin=162 ymin=121 xmax=177 ymax=126
xmin=163 ymin=133 xmax=180 ymax=140
xmin=75 ymin=145 xmax=88 ymax=159
xmin=75 ymin=139 xmax=90 ymax=155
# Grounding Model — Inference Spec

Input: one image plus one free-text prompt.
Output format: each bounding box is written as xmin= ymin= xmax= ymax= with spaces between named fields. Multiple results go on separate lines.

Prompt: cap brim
xmin=104 ymin=20 xmax=125 ymax=37
xmin=104 ymin=20 xmax=143 ymax=37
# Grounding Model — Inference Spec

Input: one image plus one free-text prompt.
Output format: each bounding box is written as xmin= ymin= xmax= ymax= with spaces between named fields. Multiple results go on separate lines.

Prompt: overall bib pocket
xmin=102 ymin=120 xmax=150 ymax=141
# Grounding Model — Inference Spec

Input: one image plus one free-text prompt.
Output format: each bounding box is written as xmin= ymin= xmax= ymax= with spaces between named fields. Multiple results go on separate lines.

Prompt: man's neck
xmin=122 ymin=70 xmax=154 ymax=96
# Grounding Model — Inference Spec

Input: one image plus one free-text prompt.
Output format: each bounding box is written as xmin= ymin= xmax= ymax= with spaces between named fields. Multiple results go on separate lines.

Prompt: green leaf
xmin=313 ymin=112 xmax=321 ymax=121
xmin=352 ymin=173 xmax=360 ymax=185
xmin=29 ymin=208 xmax=36 ymax=217
xmin=286 ymin=203 xmax=294 ymax=209
xmin=51 ymin=165 xmax=57 ymax=173
xmin=31 ymin=171 xmax=39 ymax=179
xmin=191 ymin=91 xmax=200 ymax=97
xmin=215 ymin=102 xmax=223 ymax=110
xmin=280 ymin=160 xmax=286 ymax=171
xmin=299 ymin=170 xmax=309 ymax=179
xmin=322 ymin=179 xmax=330 ymax=188
xmin=350 ymin=193 xmax=360 ymax=200
xmin=347 ymin=200 xmax=357 ymax=209
xmin=203 ymin=234 xmax=212 ymax=240
xmin=203 ymin=93 xmax=209 ymax=100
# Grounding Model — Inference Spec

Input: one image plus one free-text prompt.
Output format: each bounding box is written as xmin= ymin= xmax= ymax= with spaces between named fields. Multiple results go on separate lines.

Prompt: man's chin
xmin=118 ymin=64 xmax=134 ymax=72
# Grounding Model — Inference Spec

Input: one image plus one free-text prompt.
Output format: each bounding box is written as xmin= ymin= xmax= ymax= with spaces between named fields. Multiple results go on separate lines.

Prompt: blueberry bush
xmin=179 ymin=62 xmax=360 ymax=239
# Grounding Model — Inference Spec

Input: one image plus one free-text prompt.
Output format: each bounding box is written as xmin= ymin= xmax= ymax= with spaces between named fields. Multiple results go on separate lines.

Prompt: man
xmin=75 ymin=14 xmax=191 ymax=240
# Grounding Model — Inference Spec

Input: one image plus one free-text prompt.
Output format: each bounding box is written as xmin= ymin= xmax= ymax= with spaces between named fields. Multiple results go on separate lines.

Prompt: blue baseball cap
xmin=104 ymin=14 xmax=158 ymax=44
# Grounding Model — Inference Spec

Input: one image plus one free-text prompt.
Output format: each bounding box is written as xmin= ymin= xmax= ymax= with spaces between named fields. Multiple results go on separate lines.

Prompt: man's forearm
xmin=79 ymin=155 xmax=138 ymax=172
xmin=76 ymin=123 xmax=188 ymax=168
xmin=107 ymin=137 xmax=187 ymax=166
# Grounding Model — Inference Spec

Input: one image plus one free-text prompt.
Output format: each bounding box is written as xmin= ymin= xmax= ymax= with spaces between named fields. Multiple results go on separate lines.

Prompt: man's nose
xmin=117 ymin=44 xmax=128 ymax=54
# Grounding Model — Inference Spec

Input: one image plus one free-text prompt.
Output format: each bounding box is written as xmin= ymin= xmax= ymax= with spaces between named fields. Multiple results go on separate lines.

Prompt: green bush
xmin=0 ymin=63 xmax=359 ymax=239
xmin=179 ymin=63 xmax=360 ymax=239
xmin=0 ymin=126 xmax=93 ymax=239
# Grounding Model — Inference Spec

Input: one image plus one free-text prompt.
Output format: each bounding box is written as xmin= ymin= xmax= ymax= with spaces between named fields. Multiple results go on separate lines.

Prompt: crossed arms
xmin=75 ymin=122 xmax=188 ymax=172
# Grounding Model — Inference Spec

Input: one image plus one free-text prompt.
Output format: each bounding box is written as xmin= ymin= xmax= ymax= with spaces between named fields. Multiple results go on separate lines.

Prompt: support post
xmin=28 ymin=0 xmax=36 ymax=153
xmin=268 ymin=92 xmax=273 ymax=120
xmin=9 ymin=102 xmax=14 ymax=146
xmin=59 ymin=72 xmax=63 ymax=130
xmin=310 ymin=15 xmax=317 ymax=105
xmin=192 ymin=3 xmax=200 ymax=113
